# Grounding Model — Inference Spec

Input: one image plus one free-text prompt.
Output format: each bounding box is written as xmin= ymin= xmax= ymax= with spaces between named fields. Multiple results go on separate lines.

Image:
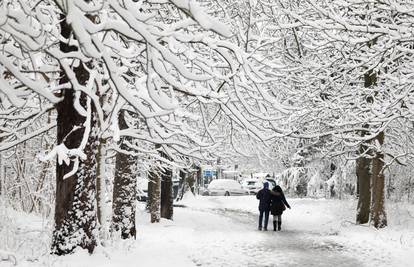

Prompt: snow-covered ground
xmin=1 ymin=195 xmax=413 ymax=266
xmin=178 ymin=194 xmax=414 ymax=267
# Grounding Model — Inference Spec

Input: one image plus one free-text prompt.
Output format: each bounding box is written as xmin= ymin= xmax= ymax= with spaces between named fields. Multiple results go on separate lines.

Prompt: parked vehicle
xmin=206 ymin=179 xmax=249 ymax=196
xmin=241 ymin=179 xmax=262 ymax=195
xmin=241 ymin=178 xmax=277 ymax=195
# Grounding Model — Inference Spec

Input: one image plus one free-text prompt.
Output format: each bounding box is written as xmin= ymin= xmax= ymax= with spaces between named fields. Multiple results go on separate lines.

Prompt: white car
xmin=207 ymin=179 xmax=249 ymax=196
xmin=241 ymin=179 xmax=262 ymax=195
xmin=241 ymin=178 xmax=277 ymax=195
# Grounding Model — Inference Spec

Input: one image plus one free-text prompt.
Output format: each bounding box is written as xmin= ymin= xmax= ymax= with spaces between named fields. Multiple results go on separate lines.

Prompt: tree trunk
xmin=188 ymin=171 xmax=195 ymax=195
xmin=370 ymin=131 xmax=387 ymax=228
xmin=51 ymin=94 xmax=99 ymax=254
xmin=111 ymin=110 xmax=137 ymax=239
xmin=96 ymin=138 xmax=109 ymax=241
xmin=146 ymin=178 xmax=153 ymax=211
xmin=197 ymin=166 xmax=202 ymax=190
xmin=177 ymin=170 xmax=186 ymax=201
xmin=356 ymin=144 xmax=371 ymax=224
xmin=356 ymin=64 xmax=377 ymax=225
xmin=148 ymin=169 xmax=161 ymax=223
xmin=161 ymin=167 xmax=173 ymax=220
xmin=51 ymin=17 xmax=98 ymax=255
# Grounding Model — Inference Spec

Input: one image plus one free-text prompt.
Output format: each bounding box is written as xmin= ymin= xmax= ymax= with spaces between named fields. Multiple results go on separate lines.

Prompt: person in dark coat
xmin=270 ymin=185 xmax=291 ymax=231
xmin=256 ymin=182 xmax=272 ymax=231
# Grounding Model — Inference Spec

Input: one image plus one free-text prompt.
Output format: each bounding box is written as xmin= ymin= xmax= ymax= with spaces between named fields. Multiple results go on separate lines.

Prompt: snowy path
xmin=6 ymin=196 xmax=413 ymax=266
xmin=175 ymin=205 xmax=361 ymax=267
xmin=170 ymin=195 xmax=414 ymax=267
xmin=131 ymin=195 xmax=414 ymax=267
xmin=211 ymin=209 xmax=358 ymax=266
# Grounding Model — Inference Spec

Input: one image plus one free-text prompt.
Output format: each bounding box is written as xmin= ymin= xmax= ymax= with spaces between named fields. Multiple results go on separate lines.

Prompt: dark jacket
xmin=256 ymin=187 xmax=272 ymax=211
xmin=270 ymin=189 xmax=290 ymax=215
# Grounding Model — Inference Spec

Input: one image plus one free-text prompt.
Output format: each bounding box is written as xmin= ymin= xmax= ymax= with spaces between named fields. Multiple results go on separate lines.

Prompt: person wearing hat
xmin=256 ymin=182 xmax=272 ymax=230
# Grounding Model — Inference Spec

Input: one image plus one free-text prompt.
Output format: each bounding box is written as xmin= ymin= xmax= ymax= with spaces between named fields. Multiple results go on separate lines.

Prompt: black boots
xmin=273 ymin=221 xmax=282 ymax=231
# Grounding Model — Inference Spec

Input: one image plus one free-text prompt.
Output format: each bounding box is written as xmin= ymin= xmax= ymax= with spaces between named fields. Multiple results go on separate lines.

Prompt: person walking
xmin=256 ymin=182 xmax=272 ymax=231
xmin=270 ymin=185 xmax=291 ymax=231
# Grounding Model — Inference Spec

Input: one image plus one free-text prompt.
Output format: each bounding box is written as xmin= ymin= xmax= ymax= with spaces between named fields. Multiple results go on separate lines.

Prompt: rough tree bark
xmin=146 ymin=177 xmax=153 ymax=211
xmin=159 ymin=148 xmax=173 ymax=220
xmin=178 ymin=169 xmax=187 ymax=201
xmin=370 ymin=131 xmax=387 ymax=228
xmin=148 ymin=168 xmax=161 ymax=223
xmin=111 ymin=110 xmax=137 ymax=239
xmin=356 ymin=68 xmax=376 ymax=225
xmin=51 ymin=17 xmax=98 ymax=255
xmin=160 ymin=166 xmax=173 ymax=220
xmin=356 ymin=142 xmax=371 ymax=224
